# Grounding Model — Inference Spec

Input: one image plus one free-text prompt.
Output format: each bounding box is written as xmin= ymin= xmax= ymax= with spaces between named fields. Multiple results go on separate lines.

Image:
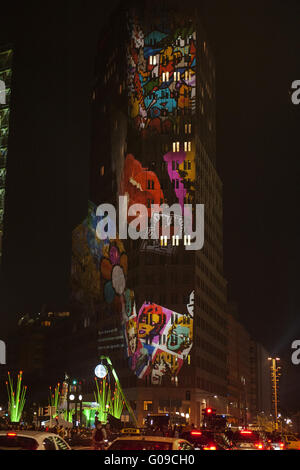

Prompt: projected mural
xmin=71 ymin=202 xmax=193 ymax=384
xmin=120 ymin=153 xmax=165 ymax=216
xmin=124 ymin=298 xmax=193 ymax=385
xmin=71 ymin=202 xmax=132 ymax=320
xmin=127 ymin=18 xmax=196 ymax=134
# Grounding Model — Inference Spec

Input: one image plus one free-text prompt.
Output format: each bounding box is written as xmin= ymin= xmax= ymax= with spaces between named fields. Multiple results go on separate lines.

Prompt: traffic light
xmin=202 ymin=407 xmax=216 ymax=416
xmin=202 ymin=407 xmax=217 ymax=428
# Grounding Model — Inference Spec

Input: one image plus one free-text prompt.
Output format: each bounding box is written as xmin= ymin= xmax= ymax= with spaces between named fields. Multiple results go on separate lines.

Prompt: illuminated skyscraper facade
xmin=72 ymin=0 xmax=228 ymax=425
xmin=0 ymin=46 xmax=12 ymax=259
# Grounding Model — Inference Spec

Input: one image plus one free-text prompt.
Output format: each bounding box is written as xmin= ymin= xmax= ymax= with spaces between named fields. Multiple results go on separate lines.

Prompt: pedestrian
xmin=92 ymin=422 xmax=107 ymax=450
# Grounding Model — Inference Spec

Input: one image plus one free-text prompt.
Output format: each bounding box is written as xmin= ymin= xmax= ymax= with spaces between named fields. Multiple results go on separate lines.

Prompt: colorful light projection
xmin=124 ymin=294 xmax=193 ymax=385
xmin=120 ymin=154 xmax=165 ymax=217
xmin=71 ymin=201 xmax=133 ymax=321
xmin=163 ymin=148 xmax=195 ymax=210
xmin=6 ymin=371 xmax=27 ymax=423
xmin=127 ymin=18 xmax=196 ymax=133
xmin=71 ymin=202 xmax=193 ymax=385
xmin=49 ymin=383 xmax=61 ymax=417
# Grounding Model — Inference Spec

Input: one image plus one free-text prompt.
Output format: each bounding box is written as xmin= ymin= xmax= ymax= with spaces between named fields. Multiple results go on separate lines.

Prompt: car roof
xmin=112 ymin=436 xmax=185 ymax=443
xmin=0 ymin=430 xmax=63 ymax=439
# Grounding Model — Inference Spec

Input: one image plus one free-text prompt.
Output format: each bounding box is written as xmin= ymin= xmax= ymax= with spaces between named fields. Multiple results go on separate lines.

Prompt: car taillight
xmin=255 ymin=442 xmax=263 ymax=449
xmin=7 ymin=432 xmax=17 ymax=437
xmin=279 ymin=443 xmax=285 ymax=449
xmin=203 ymin=445 xmax=217 ymax=450
xmin=191 ymin=431 xmax=202 ymax=436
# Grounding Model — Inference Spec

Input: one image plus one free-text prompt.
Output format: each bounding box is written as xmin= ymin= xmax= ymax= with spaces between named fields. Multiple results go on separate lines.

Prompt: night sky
xmin=0 ymin=1 xmax=299 ymax=409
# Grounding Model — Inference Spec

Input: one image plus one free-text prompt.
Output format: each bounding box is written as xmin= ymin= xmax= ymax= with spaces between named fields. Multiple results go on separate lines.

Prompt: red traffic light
xmin=206 ymin=408 xmax=212 ymax=414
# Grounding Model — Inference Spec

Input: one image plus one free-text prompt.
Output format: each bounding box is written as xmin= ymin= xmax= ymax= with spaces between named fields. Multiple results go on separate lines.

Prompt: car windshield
xmin=0 ymin=435 xmax=39 ymax=450
xmin=233 ymin=431 xmax=260 ymax=442
xmin=109 ymin=439 xmax=173 ymax=450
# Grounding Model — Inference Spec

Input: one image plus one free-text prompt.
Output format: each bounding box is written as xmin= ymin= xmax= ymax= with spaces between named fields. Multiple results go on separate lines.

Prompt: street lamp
xmin=67 ymin=379 xmax=83 ymax=427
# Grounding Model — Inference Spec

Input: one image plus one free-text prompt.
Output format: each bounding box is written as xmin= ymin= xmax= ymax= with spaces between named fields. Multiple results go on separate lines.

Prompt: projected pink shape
xmin=163 ymin=151 xmax=187 ymax=210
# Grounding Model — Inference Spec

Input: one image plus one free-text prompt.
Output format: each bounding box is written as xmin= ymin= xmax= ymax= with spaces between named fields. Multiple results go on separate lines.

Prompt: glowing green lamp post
xmin=6 ymin=371 xmax=27 ymax=424
xmin=94 ymin=356 xmax=138 ymax=427
xmin=49 ymin=383 xmax=61 ymax=418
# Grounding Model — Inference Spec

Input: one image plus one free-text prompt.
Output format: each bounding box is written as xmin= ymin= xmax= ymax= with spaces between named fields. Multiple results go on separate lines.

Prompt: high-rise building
xmin=70 ymin=0 xmax=229 ymax=426
xmin=0 ymin=46 xmax=12 ymax=260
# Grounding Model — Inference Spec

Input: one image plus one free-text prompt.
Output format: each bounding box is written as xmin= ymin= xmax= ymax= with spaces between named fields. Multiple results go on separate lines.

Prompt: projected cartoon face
xmin=151 ymin=357 xmax=168 ymax=385
xmin=187 ymin=290 xmax=194 ymax=317
xmin=167 ymin=324 xmax=191 ymax=353
xmin=138 ymin=304 xmax=166 ymax=339
xmin=126 ymin=319 xmax=138 ymax=355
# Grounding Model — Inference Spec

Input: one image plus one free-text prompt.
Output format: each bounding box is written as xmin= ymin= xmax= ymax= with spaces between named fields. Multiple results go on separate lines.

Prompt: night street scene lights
xmin=268 ymin=357 xmax=281 ymax=430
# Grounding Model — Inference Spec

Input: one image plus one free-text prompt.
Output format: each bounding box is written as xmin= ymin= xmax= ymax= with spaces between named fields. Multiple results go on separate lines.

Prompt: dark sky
xmin=0 ymin=0 xmax=299 ymax=408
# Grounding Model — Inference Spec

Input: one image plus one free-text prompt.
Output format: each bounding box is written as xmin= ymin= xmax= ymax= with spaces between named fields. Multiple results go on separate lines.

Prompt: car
xmin=107 ymin=436 xmax=194 ymax=450
xmin=0 ymin=430 xmax=72 ymax=450
xmin=265 ymin=432 xmax=286 ymax=450
xmin=282 ymin=434 xmax=300 ymax=450
xmin=181 ymin=429 xmax=232 ymax=450
xmin=231 ymin=429 xmax=266 ymax=450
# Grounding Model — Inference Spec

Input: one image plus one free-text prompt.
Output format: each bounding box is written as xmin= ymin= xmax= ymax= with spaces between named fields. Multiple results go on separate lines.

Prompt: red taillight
xmin=241 ymin=430 xmax=252 ymax=435
xmin=279 ymin=443 xmax=285 ymax=448
xmin=206 ymin=408 xmax=212 ymax=414
xmin=191 ymin=431 xmax=202 ymax=436
xmin=255 ymin=442 xmax=263 ymax=449
xmin=203 ymin=445 xmax=217 ymax=450
xmin=7 ymin=432 xmax=17 ymax=437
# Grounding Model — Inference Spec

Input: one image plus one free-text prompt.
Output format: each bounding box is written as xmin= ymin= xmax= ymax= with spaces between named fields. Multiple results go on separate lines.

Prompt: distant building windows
xmin=147 ymin=180 xmax=155 ymax=190
xmin=100 ymin=166 xmax=105 ymax=176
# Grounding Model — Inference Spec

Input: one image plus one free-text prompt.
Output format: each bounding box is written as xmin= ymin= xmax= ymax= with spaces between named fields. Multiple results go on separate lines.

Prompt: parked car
xmin=265 ymin=432 xmax=286 ymax=450
xmin=181 ymin=429 xmax=232 ymax=450
xmin=0 ymin=430 xmax=72 ymax=450
xmin=107 ymin=436 xmax=194 ymax=450
xmin=231 ymin=429 xmax=266 ymax=450
xmin=282 ymin=434 xmax=300 ymax=450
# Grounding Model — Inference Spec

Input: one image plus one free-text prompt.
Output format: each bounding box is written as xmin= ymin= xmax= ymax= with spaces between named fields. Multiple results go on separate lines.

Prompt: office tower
xmin=0 ymin=46 xmax=12 ymax=259
xmin=72 ymin=0 xmax=228 ymax=425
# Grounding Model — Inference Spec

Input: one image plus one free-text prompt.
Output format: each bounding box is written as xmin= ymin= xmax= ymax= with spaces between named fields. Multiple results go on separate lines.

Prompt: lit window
xmin=173 ymin=142 xmax=180 ymax=152
xmin=100 ymin=166 xmax=105 ymax=176
xmin=188 ymin=141 xmax=192 ymax=151
xmin=174 ymin=71 xmax=180 ymax=81
xmin=149 ymin=55 xmax=157 ymax=66
xmin=162 ymin=71 xmax=169 ymax=82
xmin=144 ymin=401 xmax=153 ymax=411
xmin=189 ymin=123 xmax=192 ymax=134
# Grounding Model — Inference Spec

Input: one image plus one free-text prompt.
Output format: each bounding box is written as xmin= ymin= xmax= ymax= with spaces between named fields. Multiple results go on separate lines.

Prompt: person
xmin=92 ymin=422 xmax=107 ymax=450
